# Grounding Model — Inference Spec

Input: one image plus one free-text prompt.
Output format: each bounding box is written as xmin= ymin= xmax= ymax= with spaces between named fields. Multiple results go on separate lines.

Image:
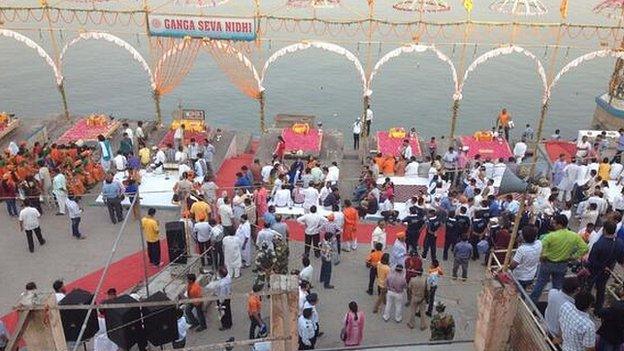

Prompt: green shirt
xmin=540 ymin=228 xmax=588 ymax=262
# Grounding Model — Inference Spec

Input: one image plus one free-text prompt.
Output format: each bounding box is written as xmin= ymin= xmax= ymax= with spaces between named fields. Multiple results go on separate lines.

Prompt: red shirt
xmin=405 ymin=256 xmax=423 ymax=283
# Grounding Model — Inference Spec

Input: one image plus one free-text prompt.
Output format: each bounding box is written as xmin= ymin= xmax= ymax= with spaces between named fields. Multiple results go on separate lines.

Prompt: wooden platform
xmin=0 ymin=118 xmax=19 ymax=142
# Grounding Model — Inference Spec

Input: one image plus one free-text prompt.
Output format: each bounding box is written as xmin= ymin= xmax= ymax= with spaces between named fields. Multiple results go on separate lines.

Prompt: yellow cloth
xmin=141 ymin=217 xmax=160 ymax=243
xmin=190 ymin=201 xmax=211 ymax=221
xmin=376 ymin=263 xmax=390 ymax=288
xmin=463 ymin=0 xmax=473 ymax=12
xmin=138 ymin=147 xmax=151 ymax=165
xmin=599 ymin=163 xmax=611 ymax=181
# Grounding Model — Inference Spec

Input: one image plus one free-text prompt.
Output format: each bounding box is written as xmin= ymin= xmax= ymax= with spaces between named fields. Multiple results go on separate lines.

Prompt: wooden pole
xmin=502 ymin=101 xmax=549 ymax=271
xmin=259 ymin=91 xmax=266 ymax=133
xmin=449 ymin=98 xmax=460 ymax=140
xmin=41 ymin=0 xmax=70 ymax=120
xmin=153 ymin=90 xmax=163 ymax=126
xmin=269 ymin=274 xmax=299 ymax=351
xmin=8 ymin=294 xmax=67 ymax=351
xmin=449 ymin=20 xmax=472 ymax=140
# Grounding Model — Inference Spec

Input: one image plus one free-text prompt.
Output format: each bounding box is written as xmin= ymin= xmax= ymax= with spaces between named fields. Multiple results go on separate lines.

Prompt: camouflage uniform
xmin=253 ymin=243 xmax=277 ymax=290
xmin=273 ymin=236 xmax=290 ymax=275
xmin=430 ymin=312 xmax=455 ymax=341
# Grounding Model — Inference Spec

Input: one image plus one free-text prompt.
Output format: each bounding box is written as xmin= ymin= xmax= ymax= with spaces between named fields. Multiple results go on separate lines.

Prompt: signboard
xmin=182 ymin=109 xmax=205 ymax=121
xmin=148 ymin=14 xmax=256 ymax=41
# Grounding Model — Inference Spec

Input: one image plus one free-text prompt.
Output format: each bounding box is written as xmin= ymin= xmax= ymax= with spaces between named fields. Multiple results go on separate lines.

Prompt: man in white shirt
xmin=400 ymin=139 xmax=413 ymax=160
xmin=558 ymin=292 xmax=596 ymax=351
xmin=544 ymin=276 xmax=580 ymax=337
xmin=113 ymin=151 xmax=127 ymax=172
xmin=298 ymin=308 xmax=316 ymax=349
xmin=261 ymin=163 xmax=274 ymax=184
xmin=236 ymin=215 xmax=252 ymax=267
xmin=135 ymin=121 xmax=145 ymax=145
xmin=53 ymin=280 xmax=66 ymax=302
xmin=558 ymin=160 xmax=580 ymax=203
xmin=194 ymin=218 xmax=212 ymax=267
xmin=299 ymin=256 xmax=314 ymax=283
xmin=371 ymin=220 xmax=387 ymax=250
xmin=219 ymin=197 xmax=235 ymax=236
xmin=353 ymin=119 xmax=362 ymax=150
xmin=365 ymin=106 xmax=373 ymax=135
xmin=513 ymin=139 xmax=528 ymax=162
xmin=325 ymin=162 xmax=340 ymax=185
xmin=405 ymin=158 xmax=419 ymax=178
xmin=256 ymin=222 xmax=278 ymax=252
xmin=272 ymin=186 xmax=293 ymax=208
xmin=66 ymin=196 xmax=85 ymax=239
xmin=123 ymin=122 xmax=134 ymax=147
xmin=19 ymin=201 xmax=46 ymax=253
xmin=302 ymin=184 xmax=320 ymax=211
xmin=509 ymin=225 xmax=541 ymax=288
xmin=296 ymin=206 xmax=326 ymax=258
xmin=575 ymin=135 xmax=591 ymax=160
xmin=52 ymin=171 xmax=68 ymax=215
xmin=175 ymin=146 xmax=187 ymax=164
xmin=174 ymin=124 xmax=185 ymax=149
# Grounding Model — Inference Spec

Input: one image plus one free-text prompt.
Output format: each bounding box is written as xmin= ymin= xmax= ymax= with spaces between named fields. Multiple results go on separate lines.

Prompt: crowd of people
xmin=4 ymin=114 xmax=624 ymax=350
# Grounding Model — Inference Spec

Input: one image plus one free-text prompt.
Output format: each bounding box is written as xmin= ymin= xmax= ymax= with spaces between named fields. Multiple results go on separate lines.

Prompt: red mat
xmin=158 ymin=129 xmax=210 ymax=148
xmin=56 ymin=118 xmax=120 ymax=144
xmin=458 ymin=135 xmax=512 ymax=160
xmin=376 ymin=131 xmax=422 ymax=157
xmin=281 ymin=128 xmax=322 ymax=153
xmin=543 ymin=140 xmax=577 ymax=163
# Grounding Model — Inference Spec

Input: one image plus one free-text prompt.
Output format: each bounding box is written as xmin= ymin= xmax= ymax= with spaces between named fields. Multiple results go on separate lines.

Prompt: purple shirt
xmin=386 ymin=271 xmax=407 ymax=293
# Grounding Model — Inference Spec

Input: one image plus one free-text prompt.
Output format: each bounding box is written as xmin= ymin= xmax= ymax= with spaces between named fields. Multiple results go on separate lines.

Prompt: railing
xmin=486 ymin=249 xmax=558 ymax=351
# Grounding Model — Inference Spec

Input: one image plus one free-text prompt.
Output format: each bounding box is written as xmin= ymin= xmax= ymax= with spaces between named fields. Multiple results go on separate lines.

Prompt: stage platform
xmin=95 ymin=170 xmax=178 ymax=210
xmin=375 ymin=130 xmax=422 ymax=157
xmin=458 ymin=135 xmax=512 ymax=160
xmin=256 ymin=128 xmax=344 ymax=163
xmin=56 ymin=117 xmax=121 ymax=144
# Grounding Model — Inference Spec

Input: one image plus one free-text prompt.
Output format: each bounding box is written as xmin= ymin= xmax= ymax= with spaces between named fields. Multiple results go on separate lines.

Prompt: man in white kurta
xmin=558 ymin=161 xmax=580 ymax=202
xmin=235 ymin=219 xmax=251 ymax=267
xmin=222 ymin=233 xmax=242 ymax=278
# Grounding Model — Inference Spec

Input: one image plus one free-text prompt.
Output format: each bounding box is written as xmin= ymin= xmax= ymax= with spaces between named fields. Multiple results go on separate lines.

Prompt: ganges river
xmin=0 ymin=0 xmax=619 ymax=140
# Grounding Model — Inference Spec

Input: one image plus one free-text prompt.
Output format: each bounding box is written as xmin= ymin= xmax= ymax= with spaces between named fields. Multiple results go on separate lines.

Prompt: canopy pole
xmin=259 ymin=91 xmax=266 ymax=133
xmin=153 ymin=90 xmax=163 ymax=126
xmin=41 ymin=0 xmax=70 ymax=120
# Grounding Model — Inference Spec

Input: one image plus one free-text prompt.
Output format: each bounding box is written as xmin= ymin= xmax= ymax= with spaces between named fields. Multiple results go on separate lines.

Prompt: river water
xmin=0 ymin=0 xmax=619 ymax=140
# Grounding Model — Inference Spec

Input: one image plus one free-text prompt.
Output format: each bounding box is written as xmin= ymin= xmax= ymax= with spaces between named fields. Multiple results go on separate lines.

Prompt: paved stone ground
xmin=0 ymin=196 xmax=484 ymax=350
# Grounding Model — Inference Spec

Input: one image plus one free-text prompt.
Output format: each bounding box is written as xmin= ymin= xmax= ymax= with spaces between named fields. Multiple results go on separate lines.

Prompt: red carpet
xmin=377 ymin=131 xmax=422 ymax=157
xmin=543 ymin=140 xmax=577 ymax=163
xmin=458 ymin=135 xmax=512 ymax=160
xmin=282 ymin=127 xmax=322 ymax=153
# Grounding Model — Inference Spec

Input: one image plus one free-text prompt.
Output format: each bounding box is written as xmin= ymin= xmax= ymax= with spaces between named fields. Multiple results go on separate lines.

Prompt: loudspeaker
xmin=59 ymin=289 xmax=100 ymax=342
xmin=142 ymin=291 xmax=179 ymax=346
xmin=498 ymin=168 xmax=528 ymax=195
xmin=166 ymin=221 xmax=187 ymax=264
xmin=103 ymin=294 xmax=145 ymax=350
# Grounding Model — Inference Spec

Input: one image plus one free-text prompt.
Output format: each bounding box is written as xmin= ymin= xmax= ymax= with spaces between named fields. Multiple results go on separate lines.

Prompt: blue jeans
xmin=529 ymin=261 xmax=567 ymax=302
xmin=5 ymin=198 xmax=18 ymax=216
xmin=70 ymin=217 xmax=81 ymax=238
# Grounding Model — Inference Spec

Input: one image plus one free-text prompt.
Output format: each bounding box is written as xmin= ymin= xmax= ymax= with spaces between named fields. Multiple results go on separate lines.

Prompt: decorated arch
xmin=0 ymin=29 xmax=62 ymax=86
xmin=260 ymin=41 xmax=367 ymax=95
xmin=367 ymin=44 xmax=459 ymax=98
xmin=205 ymin=40 xmax=263 ymax=99
xmin=548 ymin=49 xmax=624 ymax=100
xmin=60 ymin=31 xmax=155 ymax=90
xmin=458 ymin=45 xmax=548 ymax=103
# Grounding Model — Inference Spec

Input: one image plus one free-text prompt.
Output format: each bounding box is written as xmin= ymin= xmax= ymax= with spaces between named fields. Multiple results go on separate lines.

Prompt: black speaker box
xmin=166 ymin=221 xmax=187 ymax=264
xmin=142 ymin=291 xmax=179 ymax=346
xmin=59 ymin=289 xmax=100 ymax=341
xmin=103 ymin=294 xmax=145 ymax=350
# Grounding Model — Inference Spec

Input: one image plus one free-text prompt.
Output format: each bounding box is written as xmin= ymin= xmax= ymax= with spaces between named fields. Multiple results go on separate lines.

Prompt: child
xmin=426 ymin=259 xmax=444 ymax=317
xmin=319 ymin=232 xmax=335 ymax=289
xmin=366 ymin=242 xmax=384 ymax=295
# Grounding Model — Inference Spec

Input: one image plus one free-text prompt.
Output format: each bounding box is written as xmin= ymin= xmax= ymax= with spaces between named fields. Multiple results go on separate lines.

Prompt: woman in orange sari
xmin=343 ymin=199 xmax=359 ymax=252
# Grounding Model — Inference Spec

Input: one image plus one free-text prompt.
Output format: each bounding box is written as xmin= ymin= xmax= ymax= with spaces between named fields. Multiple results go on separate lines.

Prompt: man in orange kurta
xmin=343 ymin=199 xmax=359 ymax=252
